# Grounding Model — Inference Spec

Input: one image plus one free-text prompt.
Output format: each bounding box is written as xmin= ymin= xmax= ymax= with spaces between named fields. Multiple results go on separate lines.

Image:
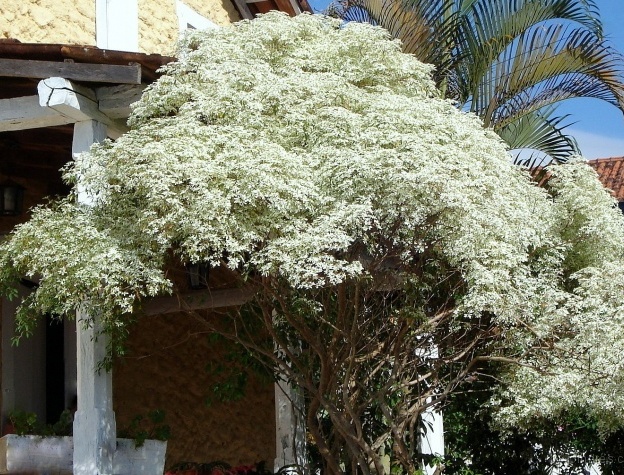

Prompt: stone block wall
xmin=183 ymin=0 xmax=240 ymax=27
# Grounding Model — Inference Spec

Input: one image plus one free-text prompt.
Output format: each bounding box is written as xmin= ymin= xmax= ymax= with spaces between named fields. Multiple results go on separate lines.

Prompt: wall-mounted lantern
xmin=187 ymin=262 xmax=210 ymax=290
xmin=0 ymin=181 xmax=24 ymax=216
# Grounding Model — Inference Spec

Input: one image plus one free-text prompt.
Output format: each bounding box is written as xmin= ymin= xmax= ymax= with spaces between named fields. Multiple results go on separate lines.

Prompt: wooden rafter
xmin=141 ymin=287 xmax=255 ymax=315
xmin=0 ymin=58 xmax=142 ymax=84
xmin=38 ymin=77 xmax=128 ymax=138
xmin=0 ymin=78 xmax=129 ymax=138
xmin=231 ymin=0 xmax=255 ymax=19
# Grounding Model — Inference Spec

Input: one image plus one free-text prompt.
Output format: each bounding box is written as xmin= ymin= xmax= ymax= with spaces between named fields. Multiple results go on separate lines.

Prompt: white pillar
xmin=418 ymin=343 xmax=444 ymax=475
xmin=73 ymin=312 xmax=116 ymax=475
xmin=419 ymin=406 xmax=444 ymax=475
xmin=71 ymin=120 xmax=116 ymax=475
xmin=274 ymin=379 xmax=308 ymax=473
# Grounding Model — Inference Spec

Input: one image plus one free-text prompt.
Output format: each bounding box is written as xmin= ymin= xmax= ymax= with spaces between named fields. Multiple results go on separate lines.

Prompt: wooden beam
xmin=288 ymin=0 xmax=303 ymax=14
xmin=273 ymin=0 xmax=298 ymax=15
xmin=96 ymin=84 xmax=144 ymax=119
xmin=142 ymin=287 xmax=255 ymax=316
xmin=0 ymin=80 xmax=129 ymax=137
xmin=38 ymin=77 xmax=128 ymax=138
xmin=231 ymin=0 xmax=255 ymax=19
xmin=0 ymin=58 xmax=142 ymax=84
xmin=0 ymin=95 xmax=69 ymax=132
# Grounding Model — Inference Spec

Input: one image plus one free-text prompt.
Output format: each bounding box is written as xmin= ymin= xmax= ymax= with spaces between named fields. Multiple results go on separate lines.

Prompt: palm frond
xmin=454 ymin=0 xmax=606 ymax=109
xmin=489 ymin=26 xmax=624 ymax=128
xmin=497 ymin=106 xmax=580 ymax=163
xmin=330 ymin=0 xmax=623 ymax=159
xmin=465 ymin=0 xmax=602 ymax=46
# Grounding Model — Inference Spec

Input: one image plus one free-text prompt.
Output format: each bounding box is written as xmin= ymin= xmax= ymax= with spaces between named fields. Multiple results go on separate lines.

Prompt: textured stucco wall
xmin=139 ymin=0 xmax=241 ymax=55
xmin=1 ymin=0 xmax=240 ymax=55
xmin=113 ymin=311 xmax=276 ymax=469
xmin=183 ymin=0 xmax=240 ymax=27
xmin=137 ymin=0 xmax=178 ymax=56
xmin=0 ymin=0 xmax=96 ymax=45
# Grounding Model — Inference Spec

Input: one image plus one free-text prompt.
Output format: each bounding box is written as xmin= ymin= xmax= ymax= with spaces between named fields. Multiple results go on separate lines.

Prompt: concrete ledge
xmin=0 ymin=435 xmax=166 ymax=475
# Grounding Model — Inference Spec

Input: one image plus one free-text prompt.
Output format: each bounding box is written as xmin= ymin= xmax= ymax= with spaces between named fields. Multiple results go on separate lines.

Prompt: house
xmin=0 ymin=1 xmax=310 ymax=473
xmin=587 ymin=156 xmax=624 ymax=211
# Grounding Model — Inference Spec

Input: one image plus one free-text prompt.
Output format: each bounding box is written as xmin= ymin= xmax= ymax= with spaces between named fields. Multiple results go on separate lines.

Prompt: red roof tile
xmin=588 ymin=157 xmax=624 ymax=201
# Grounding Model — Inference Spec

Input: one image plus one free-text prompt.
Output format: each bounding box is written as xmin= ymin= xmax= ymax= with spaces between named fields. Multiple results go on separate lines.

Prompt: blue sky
xmin=306 ymin=0 xmax=624 ymax=160
xmin=559 ymin=0 xmax=624 ymax=159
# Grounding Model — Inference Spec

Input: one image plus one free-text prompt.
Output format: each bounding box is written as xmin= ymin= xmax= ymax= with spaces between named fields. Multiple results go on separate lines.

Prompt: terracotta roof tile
xmin=588 ymin=157 xmax=624 ymax=201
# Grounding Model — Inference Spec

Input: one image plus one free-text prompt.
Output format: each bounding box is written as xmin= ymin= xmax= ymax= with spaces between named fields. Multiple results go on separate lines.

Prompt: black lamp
xmin=187 ymin=262 xmax=209 ymax=290
xmin=0 ymin=180 xmax=24 ymax=216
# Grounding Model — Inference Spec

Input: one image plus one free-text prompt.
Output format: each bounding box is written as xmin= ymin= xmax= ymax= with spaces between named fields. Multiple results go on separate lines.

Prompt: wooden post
xmin=274 ymin=380 xmax=308 ymax=473
xmin=418 ymin=344 xmax=444 ymax=475
xmin=73 ymin=312 xmax=116 ymax=475
xmin=71 ymin=120 xmax=116 ymax=475
xmin=420 ymin=406 xmax=444 ymax=475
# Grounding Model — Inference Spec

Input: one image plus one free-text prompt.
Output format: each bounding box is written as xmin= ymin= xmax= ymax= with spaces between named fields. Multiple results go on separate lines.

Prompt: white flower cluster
xmin=495 ymin=160 xmax=624 ymax=432
xmin=1 ymin=12 xmax=624 ymax=426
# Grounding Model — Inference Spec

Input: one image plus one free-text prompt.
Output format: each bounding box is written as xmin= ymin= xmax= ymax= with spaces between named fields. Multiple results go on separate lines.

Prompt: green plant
xmin=7 ymin=410 xmax=39 ymax=435
xmin=5 ymin=12 xmax=624 ymax=475
xmin=8 ymin=409 xmax=73 ymax=437
xmin=117 ymin=409 xmax=170 ymax=448
xmin=205 ymin=333 xmax=274 ymax=407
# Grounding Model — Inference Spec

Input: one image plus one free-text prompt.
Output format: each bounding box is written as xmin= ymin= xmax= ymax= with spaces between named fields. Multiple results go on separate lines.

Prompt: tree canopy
xmin=329 ymin=0 xmax=624 ymax=163
xmin=2 ymin=12 xmax=624 ymax=473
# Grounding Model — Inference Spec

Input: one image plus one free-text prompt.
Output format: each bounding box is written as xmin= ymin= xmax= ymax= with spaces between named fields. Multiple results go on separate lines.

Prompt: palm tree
xmin=328 ymin=0 xmax=624 ymax=164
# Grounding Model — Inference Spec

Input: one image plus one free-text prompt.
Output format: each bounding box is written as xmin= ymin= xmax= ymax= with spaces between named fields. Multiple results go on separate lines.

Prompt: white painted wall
xmin=420 ymin=406 xmax=444 ymax=475
xmin=415 ymin=343 xmax=445 ymax=475
xmin=96 ymin=0 xmax=139 ymax=52
xmin=176 ymin=1 xmax=218 ymax=31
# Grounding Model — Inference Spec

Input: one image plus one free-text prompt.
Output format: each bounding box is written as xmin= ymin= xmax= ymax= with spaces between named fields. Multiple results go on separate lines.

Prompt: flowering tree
xmin=2 ymin=12 xmax=624 ymax=474
xmin=329 ymin=0 xmax=624 ymax=164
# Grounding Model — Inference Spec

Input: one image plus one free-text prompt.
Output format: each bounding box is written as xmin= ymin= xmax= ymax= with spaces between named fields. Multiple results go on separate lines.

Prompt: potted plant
xmin=115 ymin=409 xmax=170 ymax=474
xmin=0 ymin=409 xmax=169 ymax=475
xmin=0 ymin=409 xmax=74 ymax=474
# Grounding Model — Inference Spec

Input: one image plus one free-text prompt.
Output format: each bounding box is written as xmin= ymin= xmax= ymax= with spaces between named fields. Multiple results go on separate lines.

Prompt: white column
xmin=71 ymin=120 xmax=116 ymax=475
xmin=419 ymin=407 xmax=444 ymax=475
xmin=274 ymin=380 xmax=308 ymax=473
xmin=418 ymin=343 xmax=444 ymax=475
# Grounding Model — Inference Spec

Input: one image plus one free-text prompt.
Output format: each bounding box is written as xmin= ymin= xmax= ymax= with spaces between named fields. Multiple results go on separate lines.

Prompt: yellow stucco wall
xmin=1 ymin=0 xmax=241 ymax=55
xmin=138 ymin=0 xmax=178 ymax=56
xmin=0 ymin=0 xmax=96 ymax=45
xmin=183 ymin=0 xmax=240 ymax=27
xmin=138 ymin=0 xmax=241 ymax=55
